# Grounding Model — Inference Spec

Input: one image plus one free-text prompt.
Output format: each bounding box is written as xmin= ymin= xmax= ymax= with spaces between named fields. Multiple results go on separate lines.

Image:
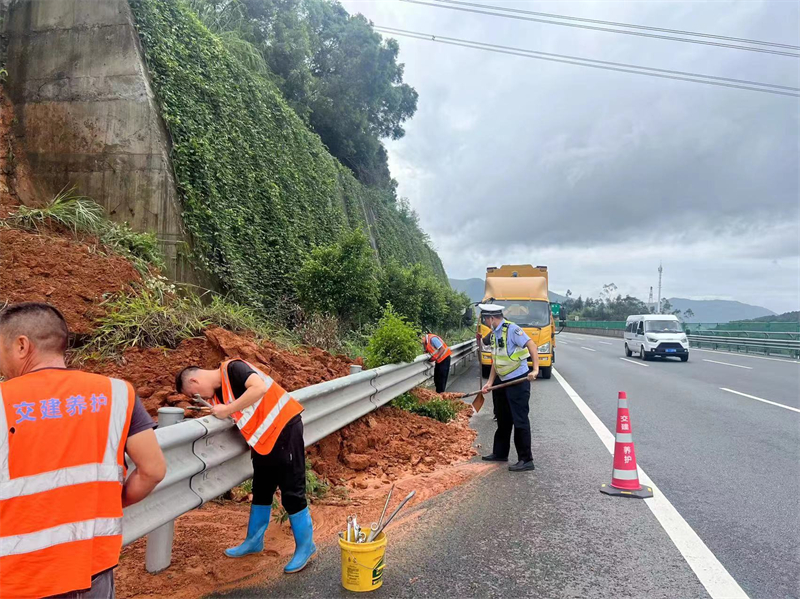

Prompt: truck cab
xmin=478 ymin=265 xmax=556 ymax=379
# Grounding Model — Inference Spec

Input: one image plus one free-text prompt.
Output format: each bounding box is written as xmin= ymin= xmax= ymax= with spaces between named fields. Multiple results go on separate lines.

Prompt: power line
xmin=398 ymin=0 xmax=800 ymax=58
xmin=373 ymin=26 xmax=800 ymax=97
xmin=432 ymin=0 xmax=800 ymax=51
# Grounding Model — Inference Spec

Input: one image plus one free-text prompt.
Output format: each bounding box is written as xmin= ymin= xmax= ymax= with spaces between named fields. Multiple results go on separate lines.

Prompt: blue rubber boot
xmin=225 ymin=504 xmax=271 ymax=558
xmin=284 ymin=507 xmax=317 ymax=573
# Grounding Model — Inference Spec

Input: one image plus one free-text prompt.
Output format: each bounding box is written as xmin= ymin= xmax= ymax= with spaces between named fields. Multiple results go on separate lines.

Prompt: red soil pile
xmin=308 ymin=396 xmax=477 ymax=488
xmin=85 ymin=327 xmax=356 ymax=416
xmin=0 ymin=227 xmax=141 ymax=334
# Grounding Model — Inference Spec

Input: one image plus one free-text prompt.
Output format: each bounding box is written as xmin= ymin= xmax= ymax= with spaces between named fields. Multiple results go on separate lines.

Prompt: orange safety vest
xmin=0 ymin=369 xmax=135 ymax=599
xmin=216 ymin=360 xmax=303 ymax=456
xmin=423 ymin=334 xmax=451 ymax=364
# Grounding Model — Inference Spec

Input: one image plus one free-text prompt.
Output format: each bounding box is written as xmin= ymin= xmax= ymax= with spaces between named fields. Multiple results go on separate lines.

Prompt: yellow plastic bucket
xmin=338 ymin=531 xmax=387 ymax=592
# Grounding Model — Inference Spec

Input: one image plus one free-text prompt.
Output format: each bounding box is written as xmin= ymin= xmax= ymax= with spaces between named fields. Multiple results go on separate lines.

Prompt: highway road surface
xmin=219 ymin=334 xmax=798 ymax=598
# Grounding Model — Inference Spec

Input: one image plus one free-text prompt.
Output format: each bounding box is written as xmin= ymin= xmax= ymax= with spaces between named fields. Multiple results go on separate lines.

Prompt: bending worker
xmin=175 ymin=358 xmax=315 ymax=572
xmin=0 ymin=302 xmax=166 ymax=599
xmin=421 ymin=332 xmax=452 ymax=393
xmin=479 ymin=303 xmax=539 ymax=472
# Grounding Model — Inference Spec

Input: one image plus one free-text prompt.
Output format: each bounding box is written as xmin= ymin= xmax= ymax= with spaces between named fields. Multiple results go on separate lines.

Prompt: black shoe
xmin=509 ymin=460 xmax=535 ymax=472
xmin=481 ymin=454 xmax=508 ymax=462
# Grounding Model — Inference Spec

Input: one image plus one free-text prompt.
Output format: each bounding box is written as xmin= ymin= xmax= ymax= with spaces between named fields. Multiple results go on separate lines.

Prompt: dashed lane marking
xmin=581 ymin=347 xmax=597 ymax=352
xmin=553 ymin=369 xmax=748 ymax=599
xmin=702 ymin=359 xmax=752 ymax=370
xmin=720 ymin=388 xmax=800 ymax=414
xmin=620 ymin=357 xmax=648 ymax=367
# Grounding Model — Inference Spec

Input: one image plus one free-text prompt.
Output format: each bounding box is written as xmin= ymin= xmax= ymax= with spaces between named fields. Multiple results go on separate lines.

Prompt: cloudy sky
xmin=340 ymin=0 xmax=799 ymax=314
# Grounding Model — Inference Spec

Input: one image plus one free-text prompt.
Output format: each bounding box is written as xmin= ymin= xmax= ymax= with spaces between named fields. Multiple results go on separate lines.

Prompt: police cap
xmin=478 ymin=303 xmax=504 ymax=316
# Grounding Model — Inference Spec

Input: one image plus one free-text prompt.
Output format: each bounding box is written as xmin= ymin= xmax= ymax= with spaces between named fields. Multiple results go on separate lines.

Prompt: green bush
xmin=390 ymin=392 xmax=458 ymax=423
xmin=412 ymin=399 xmax=459 ymax=423
xmin=365 ymin=304 xmax=420 ymax=368
xmin=390 ymin=392 xmax=418 ymax=411
xmin=295 ymin=229 xmax=380 ymax=326
xmin=380 ymin=262 xmax=471 ymax=332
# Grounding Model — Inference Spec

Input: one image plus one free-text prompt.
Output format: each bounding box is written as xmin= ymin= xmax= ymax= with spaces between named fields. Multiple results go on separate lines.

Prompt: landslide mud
xmin=85 ymin=327 xmax=357 ymax=416
xmin=0 ymin=227 xmax=141 ymax=334
xmin=116 ymin=395 xmax=484 ymax=599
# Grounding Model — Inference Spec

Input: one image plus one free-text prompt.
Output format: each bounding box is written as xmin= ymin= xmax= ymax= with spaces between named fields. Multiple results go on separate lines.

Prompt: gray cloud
xmin=343 ymin=0 xmax=800 ymax=312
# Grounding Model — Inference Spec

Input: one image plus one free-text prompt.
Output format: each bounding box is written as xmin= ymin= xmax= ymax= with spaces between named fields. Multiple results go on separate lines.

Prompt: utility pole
xmin=657 ymin=263 xmax=663 ymax=314
xmin=648 ymin=286 xmax=654 ymax=313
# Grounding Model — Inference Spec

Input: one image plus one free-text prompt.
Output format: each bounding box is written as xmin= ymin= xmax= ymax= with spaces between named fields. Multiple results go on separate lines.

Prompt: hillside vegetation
xmin=129 ymin=0 xmax=465 ymax=331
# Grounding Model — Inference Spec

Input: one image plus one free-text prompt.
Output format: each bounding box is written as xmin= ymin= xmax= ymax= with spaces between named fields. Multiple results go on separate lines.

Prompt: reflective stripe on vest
xmin=1 ymin=517 xmax=122 ymax=558
xmin=492 ymin=322 xmax=531 ymax=377
xmin=0 ymin=370 xmax=133 ymax=597
xmin=219 ymin=360 xmax=303 ymax=455
xmin=424 ymin=335 xmax=451 ymax=363
xmin=0 ymin=386 xmax=8 ymax=481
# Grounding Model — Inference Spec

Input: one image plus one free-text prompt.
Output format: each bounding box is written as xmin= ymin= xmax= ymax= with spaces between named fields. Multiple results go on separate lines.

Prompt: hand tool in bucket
xmin=461 ymin=377 xmax=531 ymax=414
xmin=366 ymin=485 xmax=394 ymax=543
xmin=373 ymin=491 xmax=416 ymax=538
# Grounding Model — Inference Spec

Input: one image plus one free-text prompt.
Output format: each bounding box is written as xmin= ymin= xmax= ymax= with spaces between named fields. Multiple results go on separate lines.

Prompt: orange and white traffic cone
xmin=600 ymin=392 xmax=653 ymax=499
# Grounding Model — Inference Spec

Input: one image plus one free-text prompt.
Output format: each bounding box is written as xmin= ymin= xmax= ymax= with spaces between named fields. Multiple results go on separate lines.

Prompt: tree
xmin=227 ymin=0 xmax=418 ymax=188
xmin=295 ymin=229 xmax=380 ymax=325
xmin=682 ymin=309 xmax=695 ymax=321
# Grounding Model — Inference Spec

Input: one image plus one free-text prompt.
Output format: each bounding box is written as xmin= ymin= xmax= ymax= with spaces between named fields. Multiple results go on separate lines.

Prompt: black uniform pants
xmin=491 ymin=373 xmax=532 ymax=462
xmin=433 ymin=356 xmax=451 ymax=393
xmin=251 ymin=414 xmax=307 ymax=515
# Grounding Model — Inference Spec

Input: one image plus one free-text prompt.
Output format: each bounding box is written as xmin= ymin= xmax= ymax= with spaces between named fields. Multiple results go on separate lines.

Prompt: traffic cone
xmin=600 ymin=392 xmax=653 ymax=499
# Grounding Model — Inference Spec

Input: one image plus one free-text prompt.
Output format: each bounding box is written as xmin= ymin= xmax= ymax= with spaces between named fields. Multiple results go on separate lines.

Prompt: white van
xmin=624 ymin=314 xmax=689 ymax=362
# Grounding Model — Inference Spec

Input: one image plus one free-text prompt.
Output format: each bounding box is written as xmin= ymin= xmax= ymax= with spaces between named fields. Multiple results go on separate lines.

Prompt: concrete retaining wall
xmin=4 ymin=0 xmax=198 ymax=284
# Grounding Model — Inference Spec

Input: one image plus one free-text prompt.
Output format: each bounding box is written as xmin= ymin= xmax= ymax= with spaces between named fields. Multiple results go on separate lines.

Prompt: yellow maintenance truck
xmin=478 ymin=264 xmax=556 ymax=379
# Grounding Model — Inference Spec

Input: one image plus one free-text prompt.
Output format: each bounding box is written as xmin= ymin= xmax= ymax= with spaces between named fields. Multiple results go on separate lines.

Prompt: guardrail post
xmin=145 ymin=407 xmax=185 ymax=574
xmin=349 ymin=364 xmax=363 ymax=375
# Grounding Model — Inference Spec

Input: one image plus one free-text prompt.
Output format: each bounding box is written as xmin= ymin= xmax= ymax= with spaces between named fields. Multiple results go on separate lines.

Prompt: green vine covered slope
xmin=129 ymin=0 xmax=446 ymax=310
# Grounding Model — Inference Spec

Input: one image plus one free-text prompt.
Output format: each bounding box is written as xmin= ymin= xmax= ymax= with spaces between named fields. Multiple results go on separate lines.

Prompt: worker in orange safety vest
xmin=174 ymin=359 xmax=315 ymax=572
xmin=421 ymin=333 xmax=452 ymax=393
xmin=0 ymin=302 xmax=166 ymax=599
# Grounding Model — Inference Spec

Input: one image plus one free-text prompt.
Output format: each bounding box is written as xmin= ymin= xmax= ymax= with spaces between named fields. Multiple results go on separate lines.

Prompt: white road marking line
xmin=719 ymin=388 xmax=800 ymax=414
xmin=702 ymin=359 xmax=752 ymax=370
xmin=581 ymin=347 xmax=596 ymax=352
xmin=692 ymin=348 xmax=799 ymax=364
xmin=553 ymin=369 xmax=748 ymax=599
xmin=598 ymin=341 xmax=613 ymax=345
xmin=620 ymin=357 xmax=649 ymax=367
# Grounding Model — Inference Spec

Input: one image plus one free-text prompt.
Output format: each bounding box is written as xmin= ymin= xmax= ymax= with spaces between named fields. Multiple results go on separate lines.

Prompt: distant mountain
xmin=449 ymin=278 xmax=485 ymax=303
xmin=735 ymin=311 xmax=799 ymax=324
xmin=449 ymin=278 xmax=567 ymax=304
xmin=667 ymin=298 xmax=775 ymax=323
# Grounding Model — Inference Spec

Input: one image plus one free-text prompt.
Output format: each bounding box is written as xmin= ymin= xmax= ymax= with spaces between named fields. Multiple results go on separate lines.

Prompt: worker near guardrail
xmin=0 ymin=302 xmax=166 ymax=599
xmin=174 ymin=359 xmax=316 ymax=573
xmin=421 ymin=333 xmax=452 ymax=392
xmin=478 ymin=303 xmax=539 ymax=472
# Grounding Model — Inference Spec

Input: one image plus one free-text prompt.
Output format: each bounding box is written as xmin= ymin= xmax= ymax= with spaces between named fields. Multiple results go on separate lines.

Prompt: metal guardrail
xmin=688 ymin=335 xmax=800 ymax=358
xmin=121 ymin=339 xmax=476 ymax=571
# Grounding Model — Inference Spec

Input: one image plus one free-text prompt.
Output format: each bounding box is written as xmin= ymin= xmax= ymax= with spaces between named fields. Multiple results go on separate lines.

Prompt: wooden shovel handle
xmin=461 ymin=376 xmax=529 ymax=399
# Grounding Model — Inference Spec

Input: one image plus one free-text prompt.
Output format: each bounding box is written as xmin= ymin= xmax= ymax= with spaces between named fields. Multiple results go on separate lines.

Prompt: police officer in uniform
xmin=479 ymin=303 xmax=539 ymax=472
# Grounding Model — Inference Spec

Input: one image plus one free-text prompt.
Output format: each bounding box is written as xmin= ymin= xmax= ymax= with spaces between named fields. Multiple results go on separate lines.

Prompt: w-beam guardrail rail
xmin=122 ymin=339 xmax=477 ymax=572
xmin=687 ymin=334 xmax=800 ymax=358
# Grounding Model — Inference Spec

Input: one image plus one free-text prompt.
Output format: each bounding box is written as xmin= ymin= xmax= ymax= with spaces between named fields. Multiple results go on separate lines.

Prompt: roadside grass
xmin=4 ymin=188 xmax=165 ymax=273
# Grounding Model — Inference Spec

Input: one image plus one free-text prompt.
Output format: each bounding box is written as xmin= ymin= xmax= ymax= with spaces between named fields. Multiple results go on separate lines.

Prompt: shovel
xmin=461 ymin=377 xmax=531 ymax=413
